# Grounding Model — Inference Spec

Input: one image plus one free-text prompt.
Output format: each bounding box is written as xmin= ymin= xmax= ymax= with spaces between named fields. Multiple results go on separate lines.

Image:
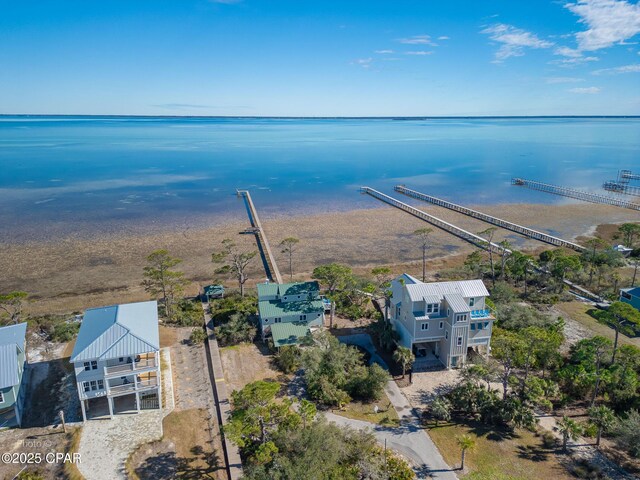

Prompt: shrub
xmin=275 ymin=345 xmax=302 ymax=374
xmin=189 ymin=328 xmax=207 ymax=345
xmin=51 ymin=322 xmax=80 ymax=342
xmin=541 ymin=431 xmax=557 ymax=449
xmin=210 ymin=293 xmax=257 ymax=324
xmin=172 ymin=299 xmax=203 ymax=326
xmin=217 ymin=312 xmax=256 ymax=347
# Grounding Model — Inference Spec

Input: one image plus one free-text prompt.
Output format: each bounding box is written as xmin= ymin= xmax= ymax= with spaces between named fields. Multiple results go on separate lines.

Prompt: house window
xmin=457 ymin=336 xmax=463 ymax=347
xmin=484 ymin=322 xmax=489 ymax=329
xmin=83 ymin=362 xmax=91 ymax=371
xmin=83 ymin=382 xmax=91 ymax=393
xmin=97 ymin=379 xmax=104 ymax=390
xmin=455 ymin=314 xmax=467 ymax=323
xmin=445 ymin=331 xmax=448 ymax=340
xmin=90 ymin=380 xmax=98 ymax=391
xmin=0 ymin=391 xmax=4 ymax=403
xmin=477 ymin=322 xmax=483 ymax=330
xmin=622 ymin=292 xmax=632 ymax=300
xmin=300 ymin=315 xmax=307 ymax=321
xmin=398 ymin=306 xmax=401 ymax=317
xmin=91 ymin=360 xmax=98 ymax=370
xmin=421 ymin=323 xmax=429 ymax=331
xmin=439 ymin=321 xmax=444 ymax=329
xmin=426 ymin=303 xmax=440 ymax=314
xmin=470 ymin=323 xmax=476 ymax=331
xmin=119 ymin=357 xmax=124 ymax=363
xmin=275 ymin=318 xmax=282 ymax=323
xmin=469 ymin=297 xmax=475 ymax=307
xmin=447 ymin=308 xmax=450 ymax=316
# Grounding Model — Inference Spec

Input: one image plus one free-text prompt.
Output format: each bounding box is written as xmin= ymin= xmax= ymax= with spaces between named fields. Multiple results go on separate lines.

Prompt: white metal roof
xmin=0 ymin=323 xmax=26 ymax=389
xmin=404 ymin=279 xmax=489 ymax=302
xmin=444 ymin=293 xmax=471 ymax=313
xmin=70 ymin=301 xmax=160 ymax=363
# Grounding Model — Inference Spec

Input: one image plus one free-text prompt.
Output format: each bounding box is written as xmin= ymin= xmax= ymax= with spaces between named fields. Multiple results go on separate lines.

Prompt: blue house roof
xmin=0 ymin=322 xmax=27 ymax=390
xmin=71 ymin=301 xmax=160 ymax=363
xmin=622 ymin=287 xmax=640 ymax=297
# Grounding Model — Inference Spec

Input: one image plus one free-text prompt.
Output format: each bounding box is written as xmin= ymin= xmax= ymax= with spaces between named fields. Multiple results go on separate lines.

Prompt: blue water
xmin=0 ymin=116 xmax=638 ymax=241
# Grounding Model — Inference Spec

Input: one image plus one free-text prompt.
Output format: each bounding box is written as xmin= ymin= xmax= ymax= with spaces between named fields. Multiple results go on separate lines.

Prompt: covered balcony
xmin=107 ymin=375 xmax=159 ymax=396
xmin=103 ymin=353 xmax=158 ymax=376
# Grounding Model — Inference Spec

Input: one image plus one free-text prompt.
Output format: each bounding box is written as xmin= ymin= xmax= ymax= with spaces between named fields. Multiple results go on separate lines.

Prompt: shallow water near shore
xmin=0 ymin=116 xmax=638 ymax=242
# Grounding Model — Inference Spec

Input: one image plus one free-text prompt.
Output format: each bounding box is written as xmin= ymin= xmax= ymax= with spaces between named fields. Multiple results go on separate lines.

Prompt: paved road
xmin=334 ymin=333 xmax=457 ymax=480
xmin=325 ymin=412 xmax=457 ymax=480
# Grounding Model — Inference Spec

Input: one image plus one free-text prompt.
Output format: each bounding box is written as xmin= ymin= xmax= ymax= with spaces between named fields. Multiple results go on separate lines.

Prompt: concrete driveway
xmin=334 ymin=333 xmax=457 ymax=480
xmin=325 ymin=412 xmax=458 ymax=480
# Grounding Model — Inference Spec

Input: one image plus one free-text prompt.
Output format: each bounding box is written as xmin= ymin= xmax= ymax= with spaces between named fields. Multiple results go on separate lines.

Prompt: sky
xmin=1 ymin=0 xmax=639 ymax=116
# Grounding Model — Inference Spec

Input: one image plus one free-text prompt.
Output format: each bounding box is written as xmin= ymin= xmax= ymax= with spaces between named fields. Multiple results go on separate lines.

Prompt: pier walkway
xmin=395 ymin=185 xmax=585 ymax=252
xmin=361 ymin=187 xmax=511 ymax=256
xmin=511 ymin=178 xmax=640 ymax=211
xmin=237 ymin=190 xmax=283 ymax=284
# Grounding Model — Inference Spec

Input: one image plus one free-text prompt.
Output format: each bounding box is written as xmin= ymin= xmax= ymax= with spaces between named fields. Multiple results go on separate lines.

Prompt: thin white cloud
xmin=404 ymin=51 xmax=434 ymax=56
xmin=565 ymin=0 xmax=640 ymax=51
xmin=437 ymin=36 xmax=450 ymax=41
xmin=209 ymin=0 xmax=242 ymax=3
xmin=592 ymin=63 xmax=640 ymax=74
xmin=481 ymin=23 xmax=554 ymax=61
xmin=568 ymin=86 xmax=601 ymax=93
xmin=352 ymin=58 xmax=373 ymax=69
xmin=545 ymin=76 xmax=585 ymax=83
xmin=398 ymin=35 xmax=437 ymax=46
xmin=551 ymin=55 xmax=599 ymax=66
xmin=554 ymin=46 xmax=583 ymax=58
xmin=374 ymin=50 xmax=394 ymax=54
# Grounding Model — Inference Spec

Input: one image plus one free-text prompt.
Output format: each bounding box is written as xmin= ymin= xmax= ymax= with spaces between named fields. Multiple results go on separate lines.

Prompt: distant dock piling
xmin=237 ymin=190 xmax=283 ymax=284
xmin=360 ymin=186 xmax=511 ymax=256
xmin=511 ymin=177 xmax=640 ymax=211
xmin=394 ymin=185 xmax=585 ymax=252
xmin=603 ymin=170 xmax=640 ymax=196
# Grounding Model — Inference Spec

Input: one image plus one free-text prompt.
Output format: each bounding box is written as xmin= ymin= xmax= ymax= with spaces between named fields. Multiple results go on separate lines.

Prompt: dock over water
xmin=360 ymin=186 xmax=511 ymax=256
xmin=512 ymin=177 xmax=640 ymax=211
xmin=395 ymin=185 xmax=585 ymax=252
xmin=237 ymin=190 xmax=283 ymax=284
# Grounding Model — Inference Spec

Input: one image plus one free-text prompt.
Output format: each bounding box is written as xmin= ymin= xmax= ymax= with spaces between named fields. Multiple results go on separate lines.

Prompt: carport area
xmin=412 ymin=341 xmax=444 ymax=371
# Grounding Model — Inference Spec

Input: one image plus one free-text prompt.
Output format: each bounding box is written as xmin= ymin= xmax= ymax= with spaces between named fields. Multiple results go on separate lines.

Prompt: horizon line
xmin=1 ymin=114 xmax=640 ymax=119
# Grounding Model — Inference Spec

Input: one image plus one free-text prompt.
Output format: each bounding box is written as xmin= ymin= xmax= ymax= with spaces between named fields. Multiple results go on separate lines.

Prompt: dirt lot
xmin=219 ymin=342 xmax=282 ymax=393
xmin=127 ymin=327 xmax=226 ymax=480
xmin=127 ymin=409 xmax=225 ymax=480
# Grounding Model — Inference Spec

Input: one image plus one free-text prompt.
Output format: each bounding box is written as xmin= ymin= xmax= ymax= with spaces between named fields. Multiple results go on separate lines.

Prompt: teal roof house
xmin=257 ymin=281 xmax=324 ymax=347
xmin=0 ymin=322 xmax=28 ymax=428
xmin=620 ymin=287 xmax=640 ymax=311
xmin=70 ymin=301 xmax=162 ymax=421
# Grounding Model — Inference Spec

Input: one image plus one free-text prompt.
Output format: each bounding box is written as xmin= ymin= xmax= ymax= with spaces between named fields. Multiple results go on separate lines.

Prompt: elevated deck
xmin=395 ymin=185 xmax=585 ymax=252
xmin=360 ymin=187 xmax=511 ymax=256
xmin=511 ymin=178 xmax=640 ymax=211
xmin=237 ymin=190 xmax=283 ymax=284
xmin=603 ymin=181 xmax=640 ymax=197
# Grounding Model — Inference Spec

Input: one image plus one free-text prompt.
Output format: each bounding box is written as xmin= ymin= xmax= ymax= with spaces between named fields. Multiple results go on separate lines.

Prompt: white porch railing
xmin=104 ymin=357 xmax=157 ymax=376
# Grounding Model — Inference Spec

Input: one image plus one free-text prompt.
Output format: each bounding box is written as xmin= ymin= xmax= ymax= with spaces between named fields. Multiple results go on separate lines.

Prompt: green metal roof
xmin=257 ymin=282 xmax=280 ymax=298
xmin=271 ymin=322 xmax=311 ymax=348
xmin=258 ymin=299 xmax=324 ymax=318
xmin=204 ymin=284 xmax=224 ymax=296
xmin=257 ymin=281 xmax=320 ymax=300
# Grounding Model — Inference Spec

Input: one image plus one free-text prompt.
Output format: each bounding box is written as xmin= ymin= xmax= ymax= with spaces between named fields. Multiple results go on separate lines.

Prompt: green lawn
xmin=427 ymin=422 xmax=573 ymax=480
xmin=332 ymin=392 xmax=400 ymax=426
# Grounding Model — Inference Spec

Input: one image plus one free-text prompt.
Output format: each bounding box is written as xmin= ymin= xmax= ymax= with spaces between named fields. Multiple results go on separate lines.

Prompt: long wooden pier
xmin=237 ymin=190 xmax=283 ymax=284
xmin=394 ymin=185 xmax=586 ymax=252
xmin=511 ymin=178 xmax=640 ymax=211
xmin=361 ymin=187 xmax=511 ymax=256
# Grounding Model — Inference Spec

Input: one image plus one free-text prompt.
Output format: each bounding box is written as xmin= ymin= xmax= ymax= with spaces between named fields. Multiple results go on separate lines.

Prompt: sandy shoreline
xmin=2 ymin=202 xmax=638 ymax=315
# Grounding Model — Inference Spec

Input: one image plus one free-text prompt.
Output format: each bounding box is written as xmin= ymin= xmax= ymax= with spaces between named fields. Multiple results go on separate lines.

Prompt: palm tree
xmin=393 ymin=346 xmax=415 ymax=378
xmin=430 ymin=398 xmax=451 ymax=426
xmin=557 ymin=416 xmax=582 ymax=452
xmin=456 ymin=434 xmax=476 ymax=470
xmin=588 ymin=405 xmax=615 ymax=448
xmin=413 ymin=227 xmax=433 ymax=282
